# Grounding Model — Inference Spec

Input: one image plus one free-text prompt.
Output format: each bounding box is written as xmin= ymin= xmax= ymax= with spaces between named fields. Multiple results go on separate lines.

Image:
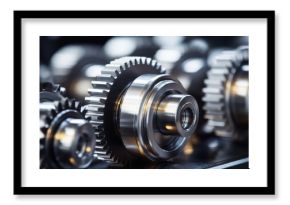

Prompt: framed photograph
xmin=14 ymin=10 xmax=275 ymax=195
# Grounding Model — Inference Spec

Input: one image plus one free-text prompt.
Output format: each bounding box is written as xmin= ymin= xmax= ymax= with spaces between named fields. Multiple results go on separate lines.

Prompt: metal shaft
xmin=157 ymin=94 xmax=197 ymax=135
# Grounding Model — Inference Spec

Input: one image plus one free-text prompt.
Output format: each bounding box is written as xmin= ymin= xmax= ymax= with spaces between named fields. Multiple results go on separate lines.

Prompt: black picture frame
xmin=14 ymin=10 xmax=275 ymax=195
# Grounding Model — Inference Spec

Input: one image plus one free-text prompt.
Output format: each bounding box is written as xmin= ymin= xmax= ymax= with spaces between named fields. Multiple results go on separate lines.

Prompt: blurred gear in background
xmin=40 ymin=82 xmax=96 ymax=168
xmin=203 ymin=46 xmax=248 ymax=141
xmin=40 ymin=36 xmax=249 ymax=169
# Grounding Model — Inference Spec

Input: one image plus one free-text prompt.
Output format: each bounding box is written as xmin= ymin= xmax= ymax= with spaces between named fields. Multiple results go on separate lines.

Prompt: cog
xmin=40 ymin=98 xmax=89 ymax=168
xmin=202 ymin=47 xmax=248 ymax=139
xmin=85 ymin=56 xmax=164 ymax=166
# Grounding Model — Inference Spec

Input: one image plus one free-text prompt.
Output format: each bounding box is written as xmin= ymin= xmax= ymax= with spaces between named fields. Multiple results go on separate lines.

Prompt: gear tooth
xmin=45 ymin=116 xmax=52 ymax=124
xmin=88 ymin=88 xmax=109 ymax=97
xmin=70 ymin=99 xmax=76 ymax=108
xmin=129 ymin=59 xmax=134 ymax=66
xmin=123 ymin=62 xmax=129 ymax=70
xmin=50 ymin=109 xmax=57 ymax=117
xmin=143 ymin=57 xmax=149 ymax=65
xmin=138 ymin=57 xmax=142 ymax=64
xmin=40 ymin=127 xmax=48 ymax=134
xmin=134 ymin=58 xmax=138 ymax=65
xmin=202 ymin=86 xmax=223 ymax=94
xmin=75 ymin=101 xmax=82 ymax=111
xmin=102 ymin=66 xmax=119 ymax=77
xmin=85 ymin=104 xmax=105 ymax=112
xmin=63 ymin=99 xmax=70 ymax=109
xmin=96 ymin=75 xmax=114 ymax=83
xmin=81 ymin=108 xmax=88 ymax=117
xmin=203 ymin=102 xmax=224 ymax=111
xmin=204 ymin=78 xmax=225 ymax=86
xmin=141 ymin=57 xmax=146 ymax=64
xmin=149 ymin=58 xmax=155 ymax=66
xmin=88 ymin=114 xmax=104 ymax=121
xmin=85 ymin=111 xmax=104 ymax=117
xmin=202 ymin=94 xmax=224 ymax=102
xmin=204 ymin=113 xmax=224 ymax=120
xmin=91 ymin=81 xmax=112 ymax=89
xmin=159 ymin=65 xmax=165 ymax=73
xmin=86 ymin=96 xmax=106 ymax=105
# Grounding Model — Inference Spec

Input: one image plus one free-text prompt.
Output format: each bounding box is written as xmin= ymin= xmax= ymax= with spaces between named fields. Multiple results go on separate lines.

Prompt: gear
xmin=85 ymin=57 xmax=164 ymax=165
xmin=40 ymin=85 xmax=95 ymax=168
xmin=202 ymin=47 xmax=248 ymax=140
xmin=85 ymin=57 xmax=199 ymax=166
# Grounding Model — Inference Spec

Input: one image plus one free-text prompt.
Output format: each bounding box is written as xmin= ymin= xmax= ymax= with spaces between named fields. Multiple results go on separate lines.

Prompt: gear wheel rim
xmin=202 ymin=47 xmax=248 ymax=139
xmin=85 ymin=56 xmax=165 ymax=166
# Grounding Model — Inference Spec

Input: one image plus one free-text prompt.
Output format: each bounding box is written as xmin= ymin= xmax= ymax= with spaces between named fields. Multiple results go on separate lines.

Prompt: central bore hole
xmin=75 ymin=134 xmax=89 ymax=158
xmin=180 ymin=107 xmax=194 ymax=130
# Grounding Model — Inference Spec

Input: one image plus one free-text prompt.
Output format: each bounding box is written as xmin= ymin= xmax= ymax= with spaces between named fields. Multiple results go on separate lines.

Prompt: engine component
xmin=202 ymin=47 xmax=248 ymax=140
xmin=40 ymin=83 xmax=96 ymax=168
xmin=85 ymin=57 xmax=199 ymax=166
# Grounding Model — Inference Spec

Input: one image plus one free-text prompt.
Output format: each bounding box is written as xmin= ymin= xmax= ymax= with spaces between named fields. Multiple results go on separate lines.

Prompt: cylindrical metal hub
xmin=157 ymin=94 xmax=197 ymax=136
xmin=117 ymin=74 xmax=199 ymax=161
xmin=53 ymin=118 xmax=95 ymax=168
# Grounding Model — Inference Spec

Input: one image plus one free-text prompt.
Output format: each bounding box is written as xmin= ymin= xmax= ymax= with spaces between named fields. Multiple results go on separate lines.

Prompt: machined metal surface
xmin=118 ymin=74 xmax=199 ymax=160
xmin=40 ymin=84 xmax=96 ymax=168
xmin=85 ymin=57 xmax=199 ymax=165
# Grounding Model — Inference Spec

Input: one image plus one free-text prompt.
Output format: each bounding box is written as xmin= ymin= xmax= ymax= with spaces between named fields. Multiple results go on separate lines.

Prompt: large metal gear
xmin=85 ymin=57 xmax=199 ymax=166
xmin=40 ymin=83 xmax=96 ymax=168
xmin=202 ymin=47 xmax=248 ymax=140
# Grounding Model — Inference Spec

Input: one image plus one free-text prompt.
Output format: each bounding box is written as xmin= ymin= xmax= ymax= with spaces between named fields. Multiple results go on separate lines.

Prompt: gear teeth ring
xmin=202 ymin=48 xmax=248 ymax=138
xmin=85 ymin=56 xmax=164 ymax=166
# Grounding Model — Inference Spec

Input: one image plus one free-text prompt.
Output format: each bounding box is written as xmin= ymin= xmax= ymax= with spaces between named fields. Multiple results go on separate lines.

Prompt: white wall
xmin=0 ymin=0 xmax=286 ymax=204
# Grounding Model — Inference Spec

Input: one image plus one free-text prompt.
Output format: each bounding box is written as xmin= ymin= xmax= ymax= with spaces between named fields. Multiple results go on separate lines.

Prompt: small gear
xmin=85 ymin=57 xmax=164 ymax=165
xmin=40 ymin=85 xmax=95 ymax=168
xmin=202 ymin=47 xmax=248 ymax=140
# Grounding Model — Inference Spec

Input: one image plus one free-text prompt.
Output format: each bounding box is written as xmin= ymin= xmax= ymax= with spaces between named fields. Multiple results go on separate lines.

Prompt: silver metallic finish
xmin=157 ymin=94 xmax=197 ymax=135
xmin=118 ymin=74 xmax=199 ymax=160
xmin=40 ymin=92 xmax=96 ymax=168
xmin=86 ymin=56 xmax=199 ymax=164
xmin=53 ymin=118 xmax=95 ymax=169
xmin=202 ymin=47 xmax=248 ymax=139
